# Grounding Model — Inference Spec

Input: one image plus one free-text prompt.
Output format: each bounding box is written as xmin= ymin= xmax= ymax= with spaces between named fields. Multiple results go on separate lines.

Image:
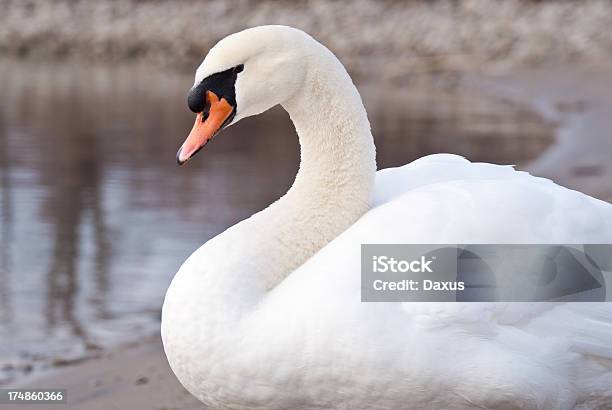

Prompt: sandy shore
xmin=7 ymin=65 xmax=612 ymax=410
xmin=10 ymin=337 xmax=203 ymax=410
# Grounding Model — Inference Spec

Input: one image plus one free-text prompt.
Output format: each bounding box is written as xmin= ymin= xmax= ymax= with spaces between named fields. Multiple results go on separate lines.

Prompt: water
xmin=0 ymin=60 xmax=552 ymax=383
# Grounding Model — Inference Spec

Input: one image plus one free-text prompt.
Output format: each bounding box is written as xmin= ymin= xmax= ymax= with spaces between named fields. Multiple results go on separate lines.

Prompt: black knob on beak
xmin=187 ymin=83 xmax=207 ymax=113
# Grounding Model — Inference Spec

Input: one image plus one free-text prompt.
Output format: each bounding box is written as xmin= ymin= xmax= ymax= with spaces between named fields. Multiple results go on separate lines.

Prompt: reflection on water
xmin=0 ymin=60 xmax=552 ymax=383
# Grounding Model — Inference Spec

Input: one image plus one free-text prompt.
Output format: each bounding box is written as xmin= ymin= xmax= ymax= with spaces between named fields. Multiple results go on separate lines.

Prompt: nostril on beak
xmin=202 ymin=94 xmax=212 ymax=118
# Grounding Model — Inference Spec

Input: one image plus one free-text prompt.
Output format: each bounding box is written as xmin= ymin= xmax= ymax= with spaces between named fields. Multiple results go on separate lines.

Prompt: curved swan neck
xmin=284 ymin=39 xmax=377 ymax=215
xmin=250 ymin=46 xmax=376 ymax=288
xmin=168 ymin=39 xmax=376 ymax=311
xmin=284 ymin=67 xmax=376 ymax=199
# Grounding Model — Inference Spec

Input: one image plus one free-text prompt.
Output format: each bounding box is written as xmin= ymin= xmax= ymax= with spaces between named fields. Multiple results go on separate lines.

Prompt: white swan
xmin=162 ymin=26 xmax=612 ymax=409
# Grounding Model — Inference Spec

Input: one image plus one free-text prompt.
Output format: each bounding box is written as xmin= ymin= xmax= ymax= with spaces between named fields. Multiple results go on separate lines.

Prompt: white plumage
xmin=162 ymin=26 xmax=612 ymax=409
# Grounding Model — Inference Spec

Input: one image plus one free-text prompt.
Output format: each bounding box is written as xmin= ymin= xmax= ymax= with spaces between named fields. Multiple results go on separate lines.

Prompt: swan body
xmin=162 ymin=26 xmax=612 ymax=409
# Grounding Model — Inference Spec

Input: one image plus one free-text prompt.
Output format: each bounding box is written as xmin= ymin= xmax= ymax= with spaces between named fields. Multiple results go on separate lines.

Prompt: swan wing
xmin=263 ymin=153 xmax=612 ymax=362
xmin=239 ymin=155 xmax=612 ymax=407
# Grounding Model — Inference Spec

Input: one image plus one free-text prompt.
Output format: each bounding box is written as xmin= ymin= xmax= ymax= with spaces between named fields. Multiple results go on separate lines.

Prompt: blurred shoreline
xmin=6 ymin=63 xmax=612 ymax=410
xmin=473 ymin=67 xmax=612 ymax=203
xmin=2 ymin=0 xmax=612 ymax=79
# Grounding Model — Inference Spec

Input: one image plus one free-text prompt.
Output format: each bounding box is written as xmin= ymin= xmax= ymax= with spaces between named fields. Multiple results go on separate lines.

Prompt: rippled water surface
xmin=0 ymin=60 xmax=553 ymax=383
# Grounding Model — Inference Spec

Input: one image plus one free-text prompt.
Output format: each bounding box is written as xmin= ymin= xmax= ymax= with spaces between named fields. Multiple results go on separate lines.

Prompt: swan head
xmin=177 ymin=25 xmax=310 ymax=165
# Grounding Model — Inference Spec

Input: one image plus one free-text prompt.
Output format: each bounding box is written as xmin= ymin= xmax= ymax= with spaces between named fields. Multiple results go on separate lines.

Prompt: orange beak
xmin=177 ymin=90 xmax=234 ymax=165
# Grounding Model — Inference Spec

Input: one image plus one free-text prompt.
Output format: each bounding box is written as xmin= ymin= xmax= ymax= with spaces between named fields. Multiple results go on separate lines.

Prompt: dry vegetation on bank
xmin=1 ymin=0 xmax=612 ymax=78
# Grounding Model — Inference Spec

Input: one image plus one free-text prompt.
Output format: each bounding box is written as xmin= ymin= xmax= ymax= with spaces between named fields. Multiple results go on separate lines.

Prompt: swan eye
xmin=235 ymin=64 xmax=244 ymax=73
